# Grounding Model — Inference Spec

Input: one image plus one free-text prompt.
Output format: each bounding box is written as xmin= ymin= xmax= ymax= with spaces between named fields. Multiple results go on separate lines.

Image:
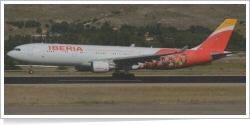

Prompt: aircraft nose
xmin=7 ymin=51 xmax=14 ymax=58
xmin=7 ymin=51 xmax=11 ymax=57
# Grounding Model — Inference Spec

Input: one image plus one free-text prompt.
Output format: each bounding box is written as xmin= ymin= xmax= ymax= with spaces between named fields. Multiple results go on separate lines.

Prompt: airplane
xmin=7 ymin=19 xmax=237 ymax=78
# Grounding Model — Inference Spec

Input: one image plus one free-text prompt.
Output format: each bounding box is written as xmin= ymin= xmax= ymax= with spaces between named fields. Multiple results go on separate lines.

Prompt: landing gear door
xmin=28 ymin=46 xmax=33 ymax=55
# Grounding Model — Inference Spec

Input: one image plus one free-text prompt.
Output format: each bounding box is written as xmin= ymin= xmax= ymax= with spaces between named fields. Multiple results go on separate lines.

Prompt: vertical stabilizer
xmin=192 ymin=19 xmax=237 ymax=52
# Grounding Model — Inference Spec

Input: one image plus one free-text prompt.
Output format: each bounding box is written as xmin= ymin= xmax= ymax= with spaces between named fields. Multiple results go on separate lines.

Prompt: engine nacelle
xmin=91 ymin=61 xmax=114 ymax=73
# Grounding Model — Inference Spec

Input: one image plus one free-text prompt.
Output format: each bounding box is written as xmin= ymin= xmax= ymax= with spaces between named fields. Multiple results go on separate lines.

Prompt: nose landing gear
xmin=29 ymin=65 xmax=34 ymax=74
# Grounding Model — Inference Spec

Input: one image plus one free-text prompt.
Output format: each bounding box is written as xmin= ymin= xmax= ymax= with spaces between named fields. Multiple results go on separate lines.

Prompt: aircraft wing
xmin=112 ymin=46 xmax=188 ymax=66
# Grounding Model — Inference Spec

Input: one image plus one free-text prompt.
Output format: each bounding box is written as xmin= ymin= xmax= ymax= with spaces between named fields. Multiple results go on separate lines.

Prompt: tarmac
xmin=4 ymin=76 xmax=246 ymax=84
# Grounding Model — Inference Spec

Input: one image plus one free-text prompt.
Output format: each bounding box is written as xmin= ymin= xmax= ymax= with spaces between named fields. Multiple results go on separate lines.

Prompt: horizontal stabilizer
xmin=211 ymin=51 xmax=234 ymax=59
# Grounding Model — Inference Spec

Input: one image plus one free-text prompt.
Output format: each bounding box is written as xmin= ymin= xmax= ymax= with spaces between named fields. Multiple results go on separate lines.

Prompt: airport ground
xmin=5 ymin=83 xmax=245 ymax=105
xmin=4 ymin=57 xmax=247 ymax=115
xmin=4 ymin=83 xmax=246 ymax=115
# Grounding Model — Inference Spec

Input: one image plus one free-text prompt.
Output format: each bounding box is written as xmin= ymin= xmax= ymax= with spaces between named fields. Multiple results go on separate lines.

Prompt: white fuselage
xmin=7 ymin=43 xmax=172 ymax=67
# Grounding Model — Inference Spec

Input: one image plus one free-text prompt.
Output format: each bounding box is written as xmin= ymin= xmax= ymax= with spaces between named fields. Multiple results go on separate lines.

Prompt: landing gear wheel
xmin=112 ymin=73 xmax=118 ymax=78
xmin=29 ymin=70 xmax=34 ymax=74
xmin=128 ymin=73 xmax=135 ymax=79
xmin=29 ymin=64 xmax=34 ymax=74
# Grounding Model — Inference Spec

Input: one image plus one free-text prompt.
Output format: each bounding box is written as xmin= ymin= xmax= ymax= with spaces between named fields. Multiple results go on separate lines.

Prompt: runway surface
xmin=5 ymin=104 xmax=246 ymax=115
xmin=4 ymin=76 xmax=246 ymax=84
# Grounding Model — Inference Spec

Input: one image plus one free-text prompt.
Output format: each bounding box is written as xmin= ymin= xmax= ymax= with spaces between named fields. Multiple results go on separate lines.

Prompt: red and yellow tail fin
xmin=192 ymin=19 xmax=237 ymax=52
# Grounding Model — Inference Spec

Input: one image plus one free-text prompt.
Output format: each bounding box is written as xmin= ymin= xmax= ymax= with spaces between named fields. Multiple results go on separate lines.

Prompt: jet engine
xmin=91 ymin=61 xmax=115 ymax=73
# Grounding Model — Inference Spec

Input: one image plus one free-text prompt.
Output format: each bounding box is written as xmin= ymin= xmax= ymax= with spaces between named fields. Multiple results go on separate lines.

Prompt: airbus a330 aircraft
xmin=7 ymin=19 xmax=237 ymax=78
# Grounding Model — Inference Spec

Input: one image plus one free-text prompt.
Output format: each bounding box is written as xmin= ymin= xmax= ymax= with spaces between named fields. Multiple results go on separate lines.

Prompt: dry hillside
xmin=4 ymin=4 xmax=246 ymax=40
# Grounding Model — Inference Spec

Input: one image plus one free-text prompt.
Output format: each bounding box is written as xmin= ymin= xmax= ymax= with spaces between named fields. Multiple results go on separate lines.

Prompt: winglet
xmin=130 ymin=44 xmax=135 ymax=47
xmin=179 ymin=46 xmax=188 ymax=53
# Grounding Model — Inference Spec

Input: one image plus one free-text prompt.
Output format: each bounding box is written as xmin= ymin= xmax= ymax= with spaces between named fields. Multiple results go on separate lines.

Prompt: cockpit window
xmin=13 ymin=48 xmax=21 ymax=51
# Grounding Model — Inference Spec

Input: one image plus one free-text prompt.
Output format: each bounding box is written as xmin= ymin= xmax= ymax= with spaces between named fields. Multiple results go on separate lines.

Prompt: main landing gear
xmin=112 ymin=72 xmax=135 ymax=79
xmin=112 ymin=70 xmax=135 ymax=79
xmin=29 ymin=65 xmax=34 ymax=74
